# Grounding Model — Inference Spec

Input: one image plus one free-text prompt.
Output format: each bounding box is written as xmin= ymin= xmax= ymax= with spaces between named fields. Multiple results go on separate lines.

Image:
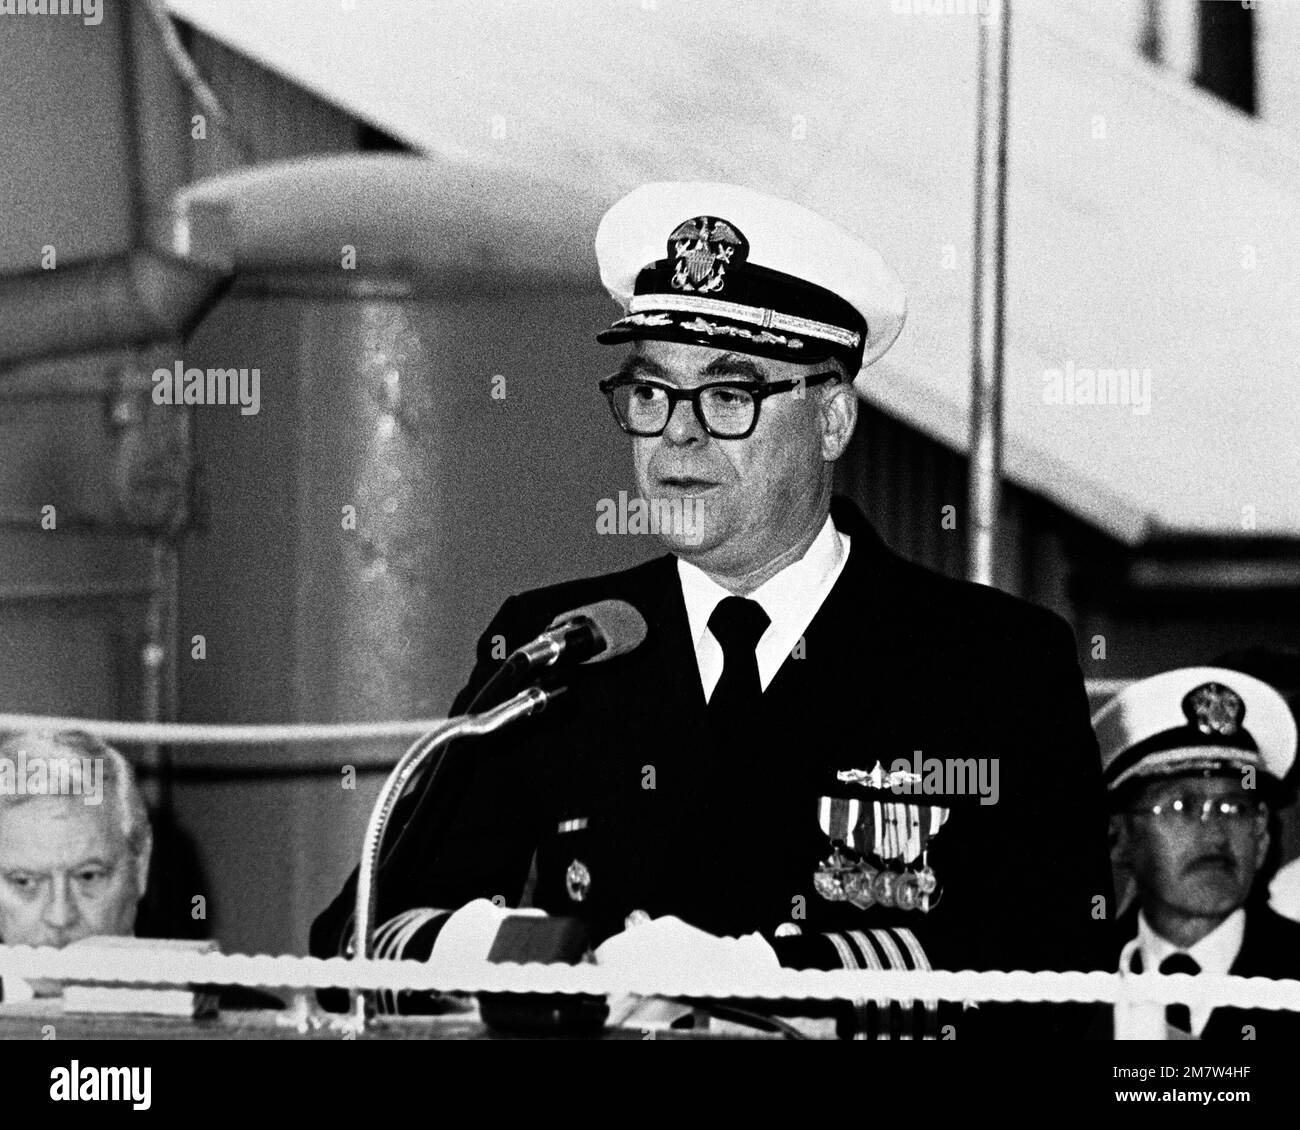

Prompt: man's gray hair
xmin=0 ymin=729 xmax=150 ymax=857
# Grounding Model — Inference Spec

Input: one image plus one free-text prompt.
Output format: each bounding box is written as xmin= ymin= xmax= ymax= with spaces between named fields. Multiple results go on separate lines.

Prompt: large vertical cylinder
xmin=173 ymin=270 xmax=649 ymax=955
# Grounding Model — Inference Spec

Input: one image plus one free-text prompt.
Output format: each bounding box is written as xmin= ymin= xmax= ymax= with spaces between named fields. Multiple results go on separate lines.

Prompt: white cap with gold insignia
xmin=1092 ymin=666 xmax=1297 ymax=792
xmin=594 ymin=181 xmax=906 ymax=374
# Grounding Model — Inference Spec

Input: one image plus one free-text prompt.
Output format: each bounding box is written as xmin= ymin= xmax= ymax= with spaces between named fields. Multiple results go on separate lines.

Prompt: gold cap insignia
xmin=1183 ymin=682 xmax=1245 ymax=738
xmin=668 ymin=215 xmax=747 ymax=295
xmin=565 ymin=858 xmax=591 ymax=902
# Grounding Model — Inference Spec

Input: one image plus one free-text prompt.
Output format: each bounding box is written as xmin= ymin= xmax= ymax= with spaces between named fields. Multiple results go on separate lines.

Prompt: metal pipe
xmin=0 ymin=1 xmax=234 ymax=373
xmin=136 ymin=540 xmax=176 ymax=809
xmin=0 ymin=250 xmax=229 ymax=371
xmin=157 ymin=539 xmax=181 ymax=811
xmin=965 ymin=2 xmax=1013 ymax=587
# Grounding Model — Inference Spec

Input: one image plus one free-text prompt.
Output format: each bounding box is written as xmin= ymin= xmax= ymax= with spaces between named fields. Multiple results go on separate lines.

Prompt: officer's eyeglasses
xmin=1128 ymin=795 xmax=1264 ymax=825
xmin=598 ymin=371 xmax=841 ymax=440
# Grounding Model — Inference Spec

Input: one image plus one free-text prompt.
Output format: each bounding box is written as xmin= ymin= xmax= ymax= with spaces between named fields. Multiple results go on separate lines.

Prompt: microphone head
xmin=548 ymin=599 xmax=648 ymax=664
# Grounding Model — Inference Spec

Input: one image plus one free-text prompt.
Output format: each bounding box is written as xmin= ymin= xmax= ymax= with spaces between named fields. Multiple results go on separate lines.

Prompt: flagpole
xmin=966 ymin=1 xmax=1012 ymax=586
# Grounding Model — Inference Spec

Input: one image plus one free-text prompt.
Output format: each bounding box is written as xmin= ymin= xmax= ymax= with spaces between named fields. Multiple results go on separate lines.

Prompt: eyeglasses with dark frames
xmin=598 ymin=371 xmax=841 ymax=440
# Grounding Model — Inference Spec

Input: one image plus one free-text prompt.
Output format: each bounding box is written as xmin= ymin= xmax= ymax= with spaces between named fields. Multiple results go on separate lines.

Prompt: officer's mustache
xmin=1184 ymin=850 xmax=1237 ymax=873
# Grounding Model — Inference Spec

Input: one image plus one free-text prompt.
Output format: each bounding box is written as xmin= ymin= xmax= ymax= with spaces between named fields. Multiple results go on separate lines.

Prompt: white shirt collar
xmin=1136 ymin=908 xmax=1246 ymax=1036
xmin=676 ymin=514 xmax=849 ymax=700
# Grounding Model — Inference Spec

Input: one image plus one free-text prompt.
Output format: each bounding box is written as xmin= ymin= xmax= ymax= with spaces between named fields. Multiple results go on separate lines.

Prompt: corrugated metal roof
xmin=166 ymin=0 xmax=1300 ymax=544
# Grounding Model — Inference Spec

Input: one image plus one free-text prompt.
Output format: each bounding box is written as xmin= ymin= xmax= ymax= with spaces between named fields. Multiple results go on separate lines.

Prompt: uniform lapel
xmin=580 ymin=553 xmax=711 ymax=795
xmin=644 ymin=554 xmax=708 ymax=715
xmin=1199 ymin=909 xmax=1277 ymax=1041
xmin=763 ymin=498 xmax=896 ymax=704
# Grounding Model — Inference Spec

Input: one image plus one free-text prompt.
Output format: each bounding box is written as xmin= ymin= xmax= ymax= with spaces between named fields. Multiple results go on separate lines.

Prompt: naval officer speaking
xmin=312 ymin=182 xmax=1115 ymax=1037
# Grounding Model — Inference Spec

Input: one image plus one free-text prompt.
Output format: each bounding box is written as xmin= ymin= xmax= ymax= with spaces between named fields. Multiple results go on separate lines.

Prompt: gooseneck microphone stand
xmin=350 ymin=684 xmax=559 ymax=1028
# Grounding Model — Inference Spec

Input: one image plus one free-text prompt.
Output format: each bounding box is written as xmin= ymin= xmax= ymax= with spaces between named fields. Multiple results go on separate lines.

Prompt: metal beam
xmin=966 ymin=2 xmax=1012 ymax=587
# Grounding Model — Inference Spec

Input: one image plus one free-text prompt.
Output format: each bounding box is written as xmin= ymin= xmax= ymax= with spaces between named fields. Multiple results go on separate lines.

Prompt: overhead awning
xmin=167 ymin=0 xmax=1300 ymax=544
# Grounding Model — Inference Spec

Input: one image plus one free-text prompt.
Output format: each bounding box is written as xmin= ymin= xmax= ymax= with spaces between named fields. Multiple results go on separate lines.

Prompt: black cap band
xmin=1103 ymin=723 xmax=1259 ymax=788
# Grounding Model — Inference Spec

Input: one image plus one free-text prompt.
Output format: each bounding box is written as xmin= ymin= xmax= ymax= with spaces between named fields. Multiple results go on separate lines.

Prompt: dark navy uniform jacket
xmin=312 ymin=497 xmax=1114 ymax=1032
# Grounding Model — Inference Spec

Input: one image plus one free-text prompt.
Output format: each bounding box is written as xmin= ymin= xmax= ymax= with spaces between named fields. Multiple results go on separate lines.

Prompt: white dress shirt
xmin=677 ymin=514 xmax=850 ymax=702
xmin=1135 ymin=908 xmax=1246 ymax=1037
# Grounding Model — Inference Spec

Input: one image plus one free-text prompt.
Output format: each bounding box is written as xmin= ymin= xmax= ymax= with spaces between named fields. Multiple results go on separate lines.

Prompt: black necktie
xmin=707 ymin=597 xmax=770 ymax=719
xmin=1159 ymin=952 xmax=1200 ymax=1034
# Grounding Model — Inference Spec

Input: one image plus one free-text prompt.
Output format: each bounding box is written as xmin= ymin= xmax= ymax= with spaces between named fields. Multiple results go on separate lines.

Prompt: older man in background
xmin=0 ymin=730 xmax=152 ymax=1002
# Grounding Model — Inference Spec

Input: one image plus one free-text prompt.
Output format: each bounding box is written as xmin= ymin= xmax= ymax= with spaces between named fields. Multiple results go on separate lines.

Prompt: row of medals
xmin=813 ymin=842 xmax=938 ymax=912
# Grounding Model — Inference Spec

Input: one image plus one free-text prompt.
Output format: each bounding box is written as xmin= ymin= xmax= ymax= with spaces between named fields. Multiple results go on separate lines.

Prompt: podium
xmin=0 ymin=1003 xmax=782 ymax=1041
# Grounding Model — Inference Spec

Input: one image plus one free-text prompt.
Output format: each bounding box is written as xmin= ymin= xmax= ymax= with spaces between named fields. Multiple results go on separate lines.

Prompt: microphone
xmin=531 ymin=599 xmax=648 ymax=668
xmin=467 ymin=600 xmax=646 ymax=714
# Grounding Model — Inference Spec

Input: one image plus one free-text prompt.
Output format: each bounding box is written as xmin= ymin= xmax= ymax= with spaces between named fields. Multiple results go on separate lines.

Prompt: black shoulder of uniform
xmin=861 ymin=536 xmax=1078 ymax=665
xmin=833 ymin=495 xmax=1076 ymax=655
xmin=901 ymin=553 xmax=1071 ymax=641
